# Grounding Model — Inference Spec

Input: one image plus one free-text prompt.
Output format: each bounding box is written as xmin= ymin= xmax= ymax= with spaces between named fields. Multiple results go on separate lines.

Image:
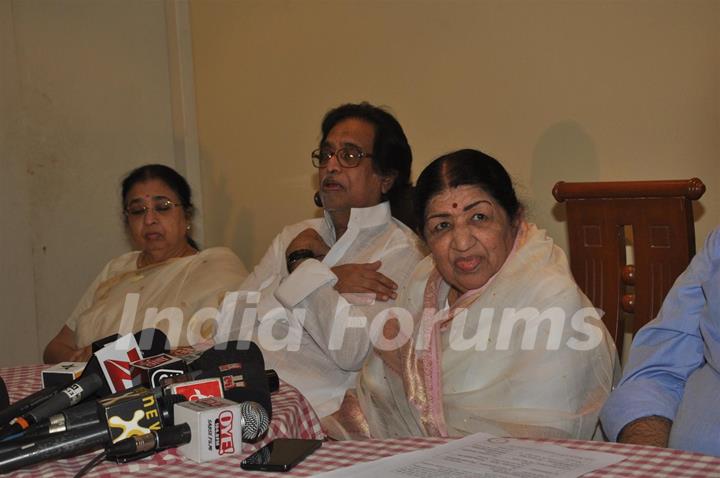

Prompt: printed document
xmin=314 ymin=433 xmax=626 ymax=478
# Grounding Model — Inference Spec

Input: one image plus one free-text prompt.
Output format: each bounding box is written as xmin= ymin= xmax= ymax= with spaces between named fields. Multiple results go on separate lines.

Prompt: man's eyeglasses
xmin=125 ymin=199 xmax=182 ymax=218
xmin=311 ymin=145 xmax=373 ymax=168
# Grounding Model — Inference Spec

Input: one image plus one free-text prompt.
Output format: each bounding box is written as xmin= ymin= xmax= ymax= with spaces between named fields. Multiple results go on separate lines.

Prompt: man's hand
xmin=331 ymin=261 xmax=398 ymax=301
xmin=618 ymin=416 xmax=672 ymax=448
xmin=286 ymin=228 xmax=331 ymax=259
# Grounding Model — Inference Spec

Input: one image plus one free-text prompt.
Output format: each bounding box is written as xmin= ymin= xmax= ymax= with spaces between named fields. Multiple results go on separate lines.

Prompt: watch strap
xmin=286 ymin=249 xmax=315 ymax=272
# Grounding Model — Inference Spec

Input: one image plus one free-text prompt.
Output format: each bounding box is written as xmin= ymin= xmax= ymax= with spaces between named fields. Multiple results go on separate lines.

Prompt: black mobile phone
xmin=240 ymin=438 xmax=322 ymax=472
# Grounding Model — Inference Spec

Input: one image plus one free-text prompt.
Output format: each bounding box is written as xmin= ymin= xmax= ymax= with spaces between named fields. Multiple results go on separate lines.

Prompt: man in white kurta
xmin=231 ymin=203 xmax=424 ymax=417
xmin=223 ymin=103 xmax=425 ymax=417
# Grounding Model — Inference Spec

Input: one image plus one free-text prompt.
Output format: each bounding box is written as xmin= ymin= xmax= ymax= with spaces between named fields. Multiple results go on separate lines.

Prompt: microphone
xmin=0 ymin=374 xmax=103 ymax=441
xmin=238 ymin=401 xmax=270 ymax=442
xmin=105 ymin=423 xmax=191 ymax=458
xmin=89 ymin=329 xmax=170 ymax=357
xmin=41 ymin=362 xmax=85 ymax=388
xmin=0 ymin=422 xmax=110 ymax=474
xmin=98 ymin=388 xmax=184 ymax=444
xmin=91 ymin=333 xmax=120 ymax=353
xmin=0 ymin=331 xmax=147 ymax=431
xmin=131 ymin=353 xmax=188 ymax=388
xmin=15 ymin=401 xmax=100 ymax=440
xmin=160 ymin=369 xmax=279 ymax=395
xmin=174 ymin=397 xmax=270 ymax=462
xmin=134 ymin=328 xmax=171 ymax=356
xmin=166 ymin=376 xmax=225 ymax=402
xmin=81 ymin=328 xmax=171 ymax=397
xmin=0 ymin=390 xmax=184 ymax=473
xmin=0 ymin=385 xmax=62 ymax=429
xmin=13 ymin=387 xmax=185 ymax=445
xmin=190 ymin=341 xmax=272 ymax=419
xmin=158 ymin=370 xmax=202 ymax=389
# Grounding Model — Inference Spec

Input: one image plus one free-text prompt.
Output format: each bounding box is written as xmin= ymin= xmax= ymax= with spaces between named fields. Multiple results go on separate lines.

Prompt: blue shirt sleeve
xmin=600 ymin=226 xmax=720 ymax=441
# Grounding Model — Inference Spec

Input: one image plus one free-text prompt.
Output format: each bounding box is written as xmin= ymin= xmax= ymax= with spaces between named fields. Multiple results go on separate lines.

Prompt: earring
xmin=313 ymin=191 xmax=323 ymax=208
xmin=186 ymin=225 xmax=191 ymax=231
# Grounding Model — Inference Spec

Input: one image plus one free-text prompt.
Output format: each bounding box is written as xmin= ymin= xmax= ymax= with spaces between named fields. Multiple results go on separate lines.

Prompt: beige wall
xmin=191 ymin=0 xmax=719 ymax=270
xmin=0 ymin=0 xmax=187 ymax=365
xmin=0 ymin=0 xmax=40 ymax=365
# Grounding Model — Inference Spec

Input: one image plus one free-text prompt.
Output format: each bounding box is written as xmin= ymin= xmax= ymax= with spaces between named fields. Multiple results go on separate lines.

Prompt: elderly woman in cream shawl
xmin=43 ymin=164 xmax=246 ymax=363
xmin=324 ymin=149 xmax=617 ymax=440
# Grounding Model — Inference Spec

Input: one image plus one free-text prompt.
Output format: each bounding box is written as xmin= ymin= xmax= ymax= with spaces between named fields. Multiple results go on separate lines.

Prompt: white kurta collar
xmin=322 ymin=201 xmax=392 ymax=242
xmin=321 ymin=202 xmax=392 ymax=267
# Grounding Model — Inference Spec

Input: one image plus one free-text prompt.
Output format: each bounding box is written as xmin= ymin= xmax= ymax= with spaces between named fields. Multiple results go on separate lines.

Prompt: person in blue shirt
xmin=600 ymin=226 xmax=720 ymax=456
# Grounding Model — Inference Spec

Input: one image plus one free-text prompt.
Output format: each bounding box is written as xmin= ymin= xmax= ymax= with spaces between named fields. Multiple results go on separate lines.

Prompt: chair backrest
xmin=553 ymin=178 xmax=705 ymax=353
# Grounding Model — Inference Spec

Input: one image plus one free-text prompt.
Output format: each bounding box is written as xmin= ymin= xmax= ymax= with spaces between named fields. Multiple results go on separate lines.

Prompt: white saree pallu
xmin=325 ymin=223 xmax=618 ymax=440
xmin=68 ymin=247 xmax=247 ymax=349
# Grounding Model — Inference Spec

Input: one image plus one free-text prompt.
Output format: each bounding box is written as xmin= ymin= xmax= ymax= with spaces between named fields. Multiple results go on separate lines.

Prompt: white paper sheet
xmin=315 ymin=433 xmax=626 ymax=478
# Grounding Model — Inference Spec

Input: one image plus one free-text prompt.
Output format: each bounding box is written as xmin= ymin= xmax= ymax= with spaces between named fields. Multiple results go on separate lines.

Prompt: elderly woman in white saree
xmin=324 ymin=149 xmax=617 ymax=440
xmin=43 ymin=164 xmax=247 ymax=363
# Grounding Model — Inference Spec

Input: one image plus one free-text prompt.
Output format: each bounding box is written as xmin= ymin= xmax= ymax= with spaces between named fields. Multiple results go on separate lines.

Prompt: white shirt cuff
xmin=274 ymin=259 xmax=337 ymax=307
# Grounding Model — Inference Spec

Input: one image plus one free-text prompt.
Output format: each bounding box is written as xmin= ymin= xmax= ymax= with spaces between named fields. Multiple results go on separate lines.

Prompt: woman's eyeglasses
xmin=125 ymin=199 xmax=182 ymax=218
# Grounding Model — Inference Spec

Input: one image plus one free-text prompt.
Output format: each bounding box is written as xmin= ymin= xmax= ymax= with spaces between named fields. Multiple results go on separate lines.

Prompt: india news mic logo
xmin=95 ymin=333 xmax=145 ymax=393
xmin=215 ymin=410 xmax=235 ymax=455
xmin=103 ymin=348 xmax=142 ymax=392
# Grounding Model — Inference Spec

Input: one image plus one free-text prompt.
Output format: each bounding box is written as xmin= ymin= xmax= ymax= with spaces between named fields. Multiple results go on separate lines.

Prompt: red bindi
xmin=452 ymin=203 xmax=458 ymax=208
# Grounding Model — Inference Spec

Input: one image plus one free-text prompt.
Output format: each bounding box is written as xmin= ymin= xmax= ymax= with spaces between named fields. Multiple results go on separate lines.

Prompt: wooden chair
xmin=552 ymin=178 xmax=706 ymax=354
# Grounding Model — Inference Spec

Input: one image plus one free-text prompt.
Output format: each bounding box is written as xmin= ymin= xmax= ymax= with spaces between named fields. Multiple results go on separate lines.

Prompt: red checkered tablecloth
xmin=150 ymin=437 xmax=720 ymax=477
xmin=3 ymin=365 xmax=720 ymax=477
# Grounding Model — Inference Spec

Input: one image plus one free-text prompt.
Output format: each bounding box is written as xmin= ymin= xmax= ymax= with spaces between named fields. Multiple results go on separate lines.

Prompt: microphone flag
xmin=174 ymin=397 xmax=242 ymax=463
xmin=168 ymin=378 xmax=224 ymax=402
xmin=97 ymin=387 xmax=162 ymax=444
xmin=130 ymin=354 xmax=188 ymax=388
xmin=95 ymin=333 xmax=143 ymax=393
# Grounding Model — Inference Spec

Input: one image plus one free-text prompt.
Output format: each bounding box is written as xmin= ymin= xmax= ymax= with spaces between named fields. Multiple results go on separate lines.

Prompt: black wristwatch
xmin=286 ymin=249 xmax=315 ymax=272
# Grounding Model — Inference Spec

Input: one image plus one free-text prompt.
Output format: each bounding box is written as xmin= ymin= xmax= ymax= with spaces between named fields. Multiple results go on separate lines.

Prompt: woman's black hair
xmin=320 ymin=102 xmax=413 ymax=226
xmin=121 ymin=164 xmax=199 ymax=250
xmin=414 ymin=149 xmax=521 ymax=238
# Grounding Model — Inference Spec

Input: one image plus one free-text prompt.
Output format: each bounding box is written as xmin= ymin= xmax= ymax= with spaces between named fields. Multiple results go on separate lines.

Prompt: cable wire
xmin=73 ymin=449 xmax=107 ymax=478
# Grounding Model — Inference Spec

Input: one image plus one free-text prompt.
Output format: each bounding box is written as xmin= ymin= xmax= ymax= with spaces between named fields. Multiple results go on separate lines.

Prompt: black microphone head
xmin=158 ymin=394 xmax=187 ymax=425
xmin=156 ymin=422 xmax=191 ymax=450
xmin=0 ymin=377 xmax=8 ymax=411
xmin=239 ymin=401 xmax=269 ymax=442
xmin=189 ymin=341 xmax=263 ymax=371
xmin=134 ymin=329 xmax=171 ymax=357
xmin=79 ymin=355 xmax=110 ymax=398
xmin=91 ymin=334 xmax=120 ymax=353
xmin=191 ymin=341 xmax=271 ymax=419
